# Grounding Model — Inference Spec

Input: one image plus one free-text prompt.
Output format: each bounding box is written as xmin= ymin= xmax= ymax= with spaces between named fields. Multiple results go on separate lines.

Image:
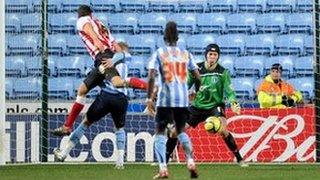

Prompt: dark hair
xmin=163 ymin=21 xmax=179 ymax=46
xmin=271 ymin=63 xmax=283 ymax=72
xmin=78 ymin=5 xmax=93 ymax=18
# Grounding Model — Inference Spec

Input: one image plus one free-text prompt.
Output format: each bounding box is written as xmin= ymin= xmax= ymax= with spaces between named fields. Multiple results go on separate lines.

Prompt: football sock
xmin=224 ymin=133 xmax=243 ymax=162
xmin=177 ymin=132 xmax=193 ymax=160
xmin=64 ymin=96 xmax=85 ymax=129
xmin=115 ymin=128 xmax=126 ymax=151
xmin=154 ymin=134 xmax=167 ymax=169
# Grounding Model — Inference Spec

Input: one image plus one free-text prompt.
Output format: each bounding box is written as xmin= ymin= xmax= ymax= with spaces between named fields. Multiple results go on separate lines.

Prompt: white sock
xmin=117 ymin=150 xmax=124 ymax=165
xmin=76 ymin=96 xmax=86 ymax=105
xmin=159 ymin=163 xmax=167 ymax=171
xmin=61 ymin=140 xmax=75 ymax=158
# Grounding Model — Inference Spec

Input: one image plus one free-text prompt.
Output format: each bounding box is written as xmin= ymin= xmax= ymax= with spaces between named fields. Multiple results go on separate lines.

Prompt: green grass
xmin=0 ymin=164 xmax=320 ymax=180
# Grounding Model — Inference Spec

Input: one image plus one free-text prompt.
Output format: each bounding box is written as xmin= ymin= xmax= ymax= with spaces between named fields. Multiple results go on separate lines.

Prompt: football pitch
xmin=1 ymin=163 xmax=320 ymax=180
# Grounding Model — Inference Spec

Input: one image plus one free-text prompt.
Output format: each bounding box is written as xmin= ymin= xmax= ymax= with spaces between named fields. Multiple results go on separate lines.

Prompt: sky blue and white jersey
xmin=148 ymin=46 xmax=198 ymax=107
xmin=101 ymin=52 xmax=131 ymax=96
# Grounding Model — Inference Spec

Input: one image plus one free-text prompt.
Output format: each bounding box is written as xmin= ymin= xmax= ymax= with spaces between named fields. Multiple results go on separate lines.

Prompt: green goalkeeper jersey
xmin=188 ymin=62 xmax=237 ymax=110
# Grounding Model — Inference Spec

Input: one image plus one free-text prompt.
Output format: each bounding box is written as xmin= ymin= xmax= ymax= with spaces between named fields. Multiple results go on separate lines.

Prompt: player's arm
xmin=222 ymin=70 xmax=240 ymax=114
xmin=82 ymin=23 xmax=105 ymax=52
xmin=190 ymin=69 xmax=201 ymax=92
xmin=187 ymin=71 xmax=195 ymax=89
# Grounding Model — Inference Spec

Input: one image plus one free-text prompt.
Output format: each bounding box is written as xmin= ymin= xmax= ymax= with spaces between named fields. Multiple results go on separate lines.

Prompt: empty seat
xmin=33 ymin=0 xmax=62 ymax=13
xmin=296 ymin=0 xmax=313 ymax=12
xmin=234 ymin=56 xmax=265 ymax=77
xmin=5 ymin=56 xmax=26 ymax=77
xmin=25 ymin=57 xmax=41 ymax=77
xmin=8 ymin=35 xmax=40 ymax=56
xmin=231 ymin=77 xmax=255 ymax=100
xmin=193 ymin=55 xmax=205 ymax=64
xmin=304 ymin=35 xmax=313 ymax=55
xmin=178 ymin=0 xmax=208 ymax=13
xmin=266 ymin=0 xmax=295 ymax=12
xmin=237 ymin=0 xmax=267 ymax=13
xmin=66 ymin=35 xmax=87 ymax=55
xmin=126 ymin=34 xmax=156 ymax=54
xmin=6 ymin=78 xmax=14 ymax=99
xmin=113 ymin=33 xmax=129 ymax=43
xmin=21 ymin=13 xmax=41 ymax=33
xmin=5 ymin=13 xmax=21 ymax=34
xmin=14 ymin=78 xmax=41 ymax=99
xmin=274 ymin=34 xmax=304 ymax=55
xmin=47 ymin=56 xmax=59 ymax=76
xmin=245 ymin=34 xmax=276 ymax=55
xmin=48 ymin=34 xmax=67 ymax=55
xmin=288 ymin=77 xmax=314 ymax=101
xmin=197 ymin=13 xmax=227 ymax=34
xmin=168 ymin=13 xmax=197 ymax=34
xmin=157 ymin=33 xmax=187 ymax=49
xmin=56 ymin=56 xmax=87 ymax=77
xmin=60 ymin=0 xmax=91 ymax=12
xmin=216 ymin=34 xmax=246 ymax=55
xmin=109 ymin=13 xmax=138 ymax=34
xmin=48 ymin=78 xmax=74 ymax=99
xmin=187 ymin=34 xmax=217 ymax=55
xmin=264 ymin=56 xmax=294 ymax=77
xmin=256 ymin=13 xmax=286 ymax=34
xmin=286 ymin=13 xmax=313 ymax=34
xmin=138 ymin=13 xmax=167 ymax=33
xmin=226 ymin=13 xmax=256 ymax=34
xmin=207 ymin=0 xmax=237 ymax=12
xmin=49 ymin=13 xmax=77 ymax=34
xmin=5 ymin=0 xmax=32 ymax=13
xmin=149 ymin=0 xmax=178 ymax=12
xmin=91 ymin=0 xmax=120 ymax=12
xmin=294 ymin=56 xmax=313 ymax=77
xmin=128 ymin=56 xmax=147 ymax=78
xmin=119 ymin=0 xmax=148 ymax=12
xmin=219 ymin=56 xmax=235 ymax=76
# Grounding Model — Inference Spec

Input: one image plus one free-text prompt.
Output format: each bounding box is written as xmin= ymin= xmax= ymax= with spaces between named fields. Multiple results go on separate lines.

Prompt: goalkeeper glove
xmin=231 ymin=102 xmax=241 ymax=115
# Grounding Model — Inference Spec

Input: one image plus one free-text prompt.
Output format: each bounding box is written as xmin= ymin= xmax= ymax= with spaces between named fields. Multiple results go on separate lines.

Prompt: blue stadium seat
xmin=60 ymin=0 xmax=91 ymax=12
xmin=56 ymin=56 xmax=87 ymax=77
xmin=126 ymin=34 xmax=156 ymax=54
xmin=245 ymin=34 xmax=276 ymax=55
xmin=256 ymin=13 xmax=286 ymax=34
xmin=219 ymin=56 xmax=235 ymax=76
xmin=5 ymin=56 xmax=26 ymax=77
xmin=33 ymin=0 xmax=62 ymax=13
xmin=187 ymin=34 xmax=217 ymax=55
xmin=264 ymin=56 xmax=294 ymax=77
xmin=287 ymin=77 xmax=314 ymax=101
xmin=274 ymin=34 xmax=304 ymax=55
xmin=216 ymin=34 xmax=246 ymax=55
xmin=109 ymin=13 xmax=138 ymax=34
xmin=197 ymin=13 xmax=227 ymax=34
xmin=226 ymin=13 xmax=256 ymax=34
xmin=66 ymin=35 xmax=87 ymax=55
xmin=254 ymin=78 xmax=264 ymax=93
xmin=25 ymin=57 xmax=41 ymax=77
xmin=49 ymin=13 xmax=77 ymax=34
xmin=48 ymin=34 xmax=67 ymax=55
xmin=193 ymin=55 xmax=205 ymax=64
xmin=237 ymin=0 xmax=267 ymax=13
xmin=47 ymin=56 xmax=58 ymax=76
xmin=5 ymin=13 xmax=21 ymax=34
xmin=231 ymin=77 xmax=255 ymax=100
xmin=286 ymin=13 xmax=313 ymax=34
xmin=8 ymin=35 xmax=40 ymax=56
xmin=138 ymin=13 xmax=167 ymax=33
xmin=91 ymin=0 xmax=120 ymax=12
xmin=296 ymin=0 xmax=313 ymax=12
xmin=119 ymin=0 xmax=148 ymax=12
xmin=178 ymin=0 xmax=208 ymax=13
xmin=14 ymin=78 xmax=41 ymax=99
xmin=113 ymin=33 xmax=129 ymax=43
xmin=266 ymin=0 xmax=295 ymax=12
xmin=49 ymin=78 xmax=74 ymax=99
xmin=5 ymin=78 xmax=14 ymax=99
xmin=5 ymin=0 xmax=32 ymax=13
xmin=234 ymin=56 xmax=265 ymax=77
xmin=128 ymin=56 xmax=147 ymax=78
xmin=149 ymin=0 xmax=178 ymax=12
xmin=294 ymin=56 xmax=313 ymax=77
xmin=207 ymin=0 xmax=237 ymax=12
xmin=304 ymin=35 xmax=313 ymax=55
xmin=20 ymin=13 xmax=41 ymax=33
xmin=157 ymin=33 xmax=187 ymax=49
xmin=168 ymin=13 xmax=197 ymax=34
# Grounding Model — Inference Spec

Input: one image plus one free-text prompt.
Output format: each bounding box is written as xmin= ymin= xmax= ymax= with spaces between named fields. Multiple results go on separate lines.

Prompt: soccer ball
xmin=204 ymin=116 xmax=222 ymax=133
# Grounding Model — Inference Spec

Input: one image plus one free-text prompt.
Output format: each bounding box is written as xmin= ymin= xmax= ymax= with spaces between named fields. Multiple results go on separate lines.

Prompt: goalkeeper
xmin=163 ymin=44 xmax=247 ymax=166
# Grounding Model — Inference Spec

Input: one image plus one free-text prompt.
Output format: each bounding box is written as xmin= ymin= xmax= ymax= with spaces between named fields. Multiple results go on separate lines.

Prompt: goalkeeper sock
xmin=177 ymin=132 xmax=193 ymax=161
xmin=166 ymin=137 xmax=178 ymax=163
xmin=126 ymin=77 xmax=148 ymax=90
xmin=64 ymin=96 xmax=85 ymax=129
xmin=115 ymin=128 xmax=126 ymax=151
xmin=154 ymin=134 xmax=167 ymax=168
xmin=224 ymin=133 xmax=243 ymax=162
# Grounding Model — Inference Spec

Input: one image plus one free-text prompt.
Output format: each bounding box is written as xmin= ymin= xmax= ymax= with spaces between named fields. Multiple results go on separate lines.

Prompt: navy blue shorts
xmin=86 ymin=91 xmax=128 ymax=128
xmin=155 ymin=107 xmax=189 ymax=134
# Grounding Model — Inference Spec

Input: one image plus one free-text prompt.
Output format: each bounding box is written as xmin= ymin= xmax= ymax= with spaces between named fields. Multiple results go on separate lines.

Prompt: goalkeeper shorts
xmin=187 ymin=105 xmax=226 ymax=128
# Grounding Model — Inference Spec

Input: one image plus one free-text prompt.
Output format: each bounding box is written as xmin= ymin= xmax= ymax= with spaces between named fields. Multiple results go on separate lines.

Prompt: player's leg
xmin=109 ymin=93 xmax=129 ymax=169
xmin=173 ymin=108 xmax=198 ymax=178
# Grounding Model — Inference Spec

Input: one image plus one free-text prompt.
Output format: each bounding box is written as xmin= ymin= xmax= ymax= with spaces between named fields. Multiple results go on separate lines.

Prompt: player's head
xmin=117 ymin=41 xmax=129 ymax=52
xmin=164 ymin=21 xmax=179 ymax=46
xmin=270 ymin=63 xmax=283 ymax=83
xmin=205 ymin=44 xmax=220 ymax=67
xmin=77 ymin=5 xmax=93 ymax=18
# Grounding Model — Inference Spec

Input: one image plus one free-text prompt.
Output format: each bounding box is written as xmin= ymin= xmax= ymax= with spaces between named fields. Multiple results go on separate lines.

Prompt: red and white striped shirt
xmin=76 ymin=15 xmax=115 ymax=60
